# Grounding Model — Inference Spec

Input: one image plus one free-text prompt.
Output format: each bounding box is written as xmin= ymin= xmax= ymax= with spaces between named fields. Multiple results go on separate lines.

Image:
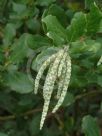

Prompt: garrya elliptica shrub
xmin=0 ymin=0 xmax=102 ymax=135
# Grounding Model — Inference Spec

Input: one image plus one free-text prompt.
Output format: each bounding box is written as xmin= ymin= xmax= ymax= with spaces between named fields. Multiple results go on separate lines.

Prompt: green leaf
xmin=70 ymin=39 xmax=101 ymax=55
xmin=29 ymin=114 xmax=41 ymax=135
xmin=0 ymin=91 xmax=17 ymax=112
xmin=85 ymin=0 xmax=102 ymax=9
xmin=36 ymin=0 xmax=56 ymax=6
xmin=85 ymin=0 xmax=95 ymax=9
xmin=43 ymin=4 xmax=68 ymax=27
xmin=3 ymin=23 xmax=16 ymax=46
xmin=6 ymin=72 xmax=33 ymax=93
xmin=25 ymin=18 xmax=41 ymax=32
xmin=13 ymin=0 xmax=30 ymax=4
xmin=82 ymin=39 xmax=101 ymax=53
xmin=9 ymin=33 xmax=31 ymax=63
xmin=67 ymin=12 xmax=86 ymax=42
xmin=0 ymin=0 xmax=8 ymax=20
xmin=27 ymin=34 xmax=51 ymax=50
xmin=62 ymin=92 xmax=75 ymax=107
xmin=42 ymin=15 xmax=68 ymax=45
xmin=12 ymin=2 xmax=26 ymax=14
xmin=32 ymin=47 xmax=59 ymax=71
xmin=0 ymin=48 xmax=4 ymax=63
xmin=0 ymin=133 xmax=8 ymax=136
xmin=10 ymin=2 xmax=38 ymax=20
xmin=97 ymin=76 xmax=102 ymax=87
xmin=98 ymin=19 xmax=102 ymax=32
xmin=86 ymin=3 xmax=102 ymax=35
xmin=43 ymin=125 xmax=60 ymax=136
xmin=46 ymin=31 xmax=65 ymax=45
xmin=82 ymin=115 xmax=101 ymax=136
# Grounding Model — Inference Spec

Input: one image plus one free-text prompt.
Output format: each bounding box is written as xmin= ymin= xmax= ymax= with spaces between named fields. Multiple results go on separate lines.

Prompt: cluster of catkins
xmin=34 ymin=46 xmax=71 ymax=129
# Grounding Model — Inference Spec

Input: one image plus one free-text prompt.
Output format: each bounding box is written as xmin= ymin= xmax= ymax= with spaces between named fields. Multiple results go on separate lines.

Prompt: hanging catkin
xmin=57 ymin=47 xmax=68 ymax=78
xmin=56 ymin=52 xmax=68 ymax=99
xmin=40 ymin=97 xmax=51 ymax=130
xmin=34 ymin=53 xmax=57 ymax=94
xmin=34 ymin=46 xmax=72 ymax=130
xmin=40 ymin=49 xmax=64 ymax=129
xmin=52 ymin=54 xmax=71 ymax=113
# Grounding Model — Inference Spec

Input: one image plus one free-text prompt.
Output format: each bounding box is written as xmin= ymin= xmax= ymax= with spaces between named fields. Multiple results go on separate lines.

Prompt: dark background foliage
xmin=0 ymin=0 xmax=102 ymax=136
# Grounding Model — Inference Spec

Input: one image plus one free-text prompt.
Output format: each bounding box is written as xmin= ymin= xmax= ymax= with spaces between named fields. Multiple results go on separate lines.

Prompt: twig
xmin=0 ymin=90 xmax=102 ymax=121
xmin=75 ymin=90 xmax=102 ymax=101
xmin=0 ymin=109 xmax=42 ymax=121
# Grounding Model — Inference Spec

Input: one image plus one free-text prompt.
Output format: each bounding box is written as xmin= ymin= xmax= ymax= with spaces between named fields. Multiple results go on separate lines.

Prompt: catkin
xmin=34 ymin=46 xmax=72 ymax=129
xmin=40 ymin=50 xmax=64 ymax=129
xmin=97 ymin=56 xmax=102 ymax=66
xmin=40 ymin=97 xmax=51 ymax=130
xmin=58 ymin=48 xmax=68 ymax=78
xmin=43 ymin=49 xmax=64 ymax=99
xmin=56 ymin=53 xmax=67 ymax=99
xmin=52 ymin=54 xmax=71 ymax=113
xmin=34 ymin=53 xmax=57 ymax=94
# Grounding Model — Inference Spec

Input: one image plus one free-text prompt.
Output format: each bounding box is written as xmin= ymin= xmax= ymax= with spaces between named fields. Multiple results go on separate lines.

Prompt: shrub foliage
xmin=0 ymin=0 xmax=102 ymax=136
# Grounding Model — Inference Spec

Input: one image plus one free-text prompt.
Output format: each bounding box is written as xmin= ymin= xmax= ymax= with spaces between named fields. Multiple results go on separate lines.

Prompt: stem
xmin=75 ymin=90 xmax=102 ymax=101
xmin=0 ymin=109 xmax=42 ymax=121
xmin=0 ymin=90 xmax=102 ymax=121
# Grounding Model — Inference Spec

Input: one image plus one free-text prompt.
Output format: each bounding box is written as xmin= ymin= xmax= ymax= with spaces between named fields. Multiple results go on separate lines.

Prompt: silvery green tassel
xmin=34 ymin=53 xmax=57 ymax=94
xmin=43 ymin=49 xmax=64 ymax=99
xmin=52 ymin=55 xmax=71 ymax=113
xmin=97 ymin=56 xmax=102 ymax=66
xmin=40 ymin=97 xmax=51 ymax=130
xmin=56 ymin=53 xmax=67 ymax=99
xmin=58 ymin=47 xmax=68 ymax=78
xmin=40 ymin=50 xmax=64 ymax=129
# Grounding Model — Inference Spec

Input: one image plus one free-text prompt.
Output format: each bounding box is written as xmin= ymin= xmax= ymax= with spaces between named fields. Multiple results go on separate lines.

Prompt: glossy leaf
xmin=67 ymin=12 xmax=86 ymax=42
xmin=43 ymin=4 xmax=68 ymax=27
xmin=32 ymin=47 xmax=59 ymax=71
xmin=42 ymin=15 xmax=68 ymax=45
xmin=86 ymin=3 xmax=102 ymax=35
xmin=29 ymin=114 xmax=41 ymax=135
xmin=3 ymin=23 xmax=16 ymax=46
xmin=82 ymin=115 xmax=101 ymax=136
xmin=27 ymin=34 xmax=51 ymax=50
xmin=9 ymin=33 xmax=31 ymax=63
xmin=0 ymin=133 xmax=8 ymax=136
xmin=36 ymin=0 xmax=56 ymax=6
xmin=62 ymin=92 xmax=75 ymax=107
xmin=6 ymin=72 xmax=33 ymax=93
